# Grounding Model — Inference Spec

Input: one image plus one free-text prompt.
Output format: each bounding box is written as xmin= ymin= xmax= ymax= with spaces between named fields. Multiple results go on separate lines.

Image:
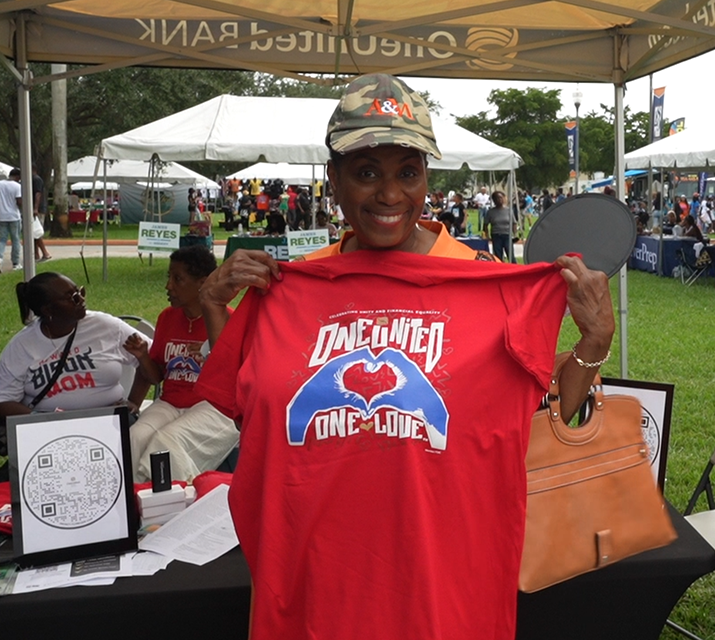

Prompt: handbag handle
xmin=545 ymin=354 xmax=605 ymax=446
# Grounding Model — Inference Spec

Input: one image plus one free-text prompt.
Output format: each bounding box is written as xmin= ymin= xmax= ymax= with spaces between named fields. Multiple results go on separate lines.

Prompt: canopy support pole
xmin=311 ymin=165 xmax=317 ymax=229
xmin=507 ymin=170 xmax=513 ymax=262
xmin=103 ymin=158 xmax=109 ymax=282
xmin=17 ymin=13 xmax=35 ymax=280
xmin=614 ymin=82 xmax=628 ymax=378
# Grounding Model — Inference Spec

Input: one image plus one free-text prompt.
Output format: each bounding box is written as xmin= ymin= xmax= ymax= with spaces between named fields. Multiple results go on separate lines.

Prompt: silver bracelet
xmin=571 ymin=341 xmax=611 ymax=368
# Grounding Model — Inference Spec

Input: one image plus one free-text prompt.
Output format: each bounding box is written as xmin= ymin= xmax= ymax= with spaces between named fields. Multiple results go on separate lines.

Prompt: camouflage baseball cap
xmin=326 ymin=74 xmax=442 ymax=159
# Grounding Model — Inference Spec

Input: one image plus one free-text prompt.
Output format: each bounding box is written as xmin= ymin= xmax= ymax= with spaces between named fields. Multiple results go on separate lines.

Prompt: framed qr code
xmin=600 ymin=377 xmax=674 ymax=492
xmin=7 ymin=406 xmax=137 ymax=568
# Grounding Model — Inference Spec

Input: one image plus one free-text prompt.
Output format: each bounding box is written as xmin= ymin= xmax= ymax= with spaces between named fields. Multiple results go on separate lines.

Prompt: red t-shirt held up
xmin=196 ymin=251 xmax=568 ymax=640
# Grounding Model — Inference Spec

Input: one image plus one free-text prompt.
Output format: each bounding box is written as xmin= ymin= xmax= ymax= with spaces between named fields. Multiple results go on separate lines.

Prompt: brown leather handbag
xmin=519 ymin=365 xmax=677 ymax=593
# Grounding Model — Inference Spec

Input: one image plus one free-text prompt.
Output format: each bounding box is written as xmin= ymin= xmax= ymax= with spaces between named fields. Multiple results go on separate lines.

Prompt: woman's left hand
xmin=555 ymin=255 xmax=615 ymax=423
xmin=555 ymin=254 xmax=615 ymax=350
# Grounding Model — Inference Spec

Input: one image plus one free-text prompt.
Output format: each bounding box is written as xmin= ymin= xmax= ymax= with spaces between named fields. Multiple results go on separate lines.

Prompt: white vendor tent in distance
xmin=71 ymin=180 xmax=121 ymax=192
xmin=0 ymin=161 xmax=15 ymax=179
xmin=624 ymin=128 xmax=715 ymax=170
xmin=68 ymin=156 xmax=219 ymax=190
xmin=100 ymin=95 xmax=522 ymax=171
xmin=228 ymin=163 xmax=320 ymax=186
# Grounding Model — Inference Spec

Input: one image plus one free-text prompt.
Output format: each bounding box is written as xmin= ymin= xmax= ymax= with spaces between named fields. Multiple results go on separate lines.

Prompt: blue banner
xmin=651 ymin=87 xmax=665 ymax=142
xmin=565 ymin=121 xmax=577 ymax=174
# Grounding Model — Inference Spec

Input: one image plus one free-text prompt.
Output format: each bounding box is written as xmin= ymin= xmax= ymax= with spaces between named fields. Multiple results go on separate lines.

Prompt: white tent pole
xmin=103 ymin=158 xmax=108 ymax=282
xmin=647 ymin=74 xmax=654 ymax=228
xmin=614 ymin=82 xmax=628 ymax=379
xmin=16 ymin=13 xmax=35 ymax=279
xmin=512 ymin=170 xmax=521 ymax=246
xmin=311 ymin=165 xmax=316 ymax=229
xmin=507 ymin=172 xmax=512 ymax=262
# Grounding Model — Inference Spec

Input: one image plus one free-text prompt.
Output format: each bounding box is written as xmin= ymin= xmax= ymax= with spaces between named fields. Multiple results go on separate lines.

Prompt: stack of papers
xmin=2 ymin=484 xmax=238 ymax=595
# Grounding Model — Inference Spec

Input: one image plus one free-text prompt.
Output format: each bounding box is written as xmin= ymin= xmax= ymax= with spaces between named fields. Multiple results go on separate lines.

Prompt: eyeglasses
xmin=70 ymin=286 xmax=86 ymax=305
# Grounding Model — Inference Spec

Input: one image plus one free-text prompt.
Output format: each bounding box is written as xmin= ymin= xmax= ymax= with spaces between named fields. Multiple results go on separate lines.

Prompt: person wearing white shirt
xmin=0 ymin=272 xmax=150 ymax=419
xmin=474 ymin=186 xmax=491 ymax=233
xmin=698 ymin=196 xmax=713 ymax=234
xmin=0 ymin=168 xmax=22 ymax=271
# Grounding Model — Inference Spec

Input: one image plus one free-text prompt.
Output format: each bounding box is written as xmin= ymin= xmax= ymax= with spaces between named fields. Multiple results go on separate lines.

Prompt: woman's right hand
xmin=199 ymin=249 xmax=282 ymax=307
xmin=123 ymin=333 xmax=149 ymax=359
xmin=200 ymin=249 xmax=283 ymax=347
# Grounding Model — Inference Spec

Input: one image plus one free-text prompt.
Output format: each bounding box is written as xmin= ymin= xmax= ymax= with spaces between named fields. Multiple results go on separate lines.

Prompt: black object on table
xmin=2 ymin=503 xmax=712 ymax=640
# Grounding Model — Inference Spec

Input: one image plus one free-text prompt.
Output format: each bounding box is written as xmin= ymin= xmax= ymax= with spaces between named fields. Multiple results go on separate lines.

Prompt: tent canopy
xmin=101 ymin=95 xmax=522 ymax=170
xmin=68 ymin=156 xmax=219 ymax=188
xmin=227 ymin=163 xmax=322 ymax=185
xmin=71 ymin=180 xmax=120 ymax=191
xmin=1 ymin=1 xmax=712 ymax=86
xmin=589 ymin=169 xmax=653 ymax=189
xmin=624 ymin=128 xmax=715 ymax=170
xmin=0 ymin=161 xmax=14 ymax=179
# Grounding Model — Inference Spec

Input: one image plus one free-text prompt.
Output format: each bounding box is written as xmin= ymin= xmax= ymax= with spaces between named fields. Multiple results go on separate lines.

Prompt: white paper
xmin=59 ymin=577 xmax=116 ymax=588
xmin=129 ymin=550 xmax=173 ymax=575
xmin=12 ymin=553 xmax=131 ymax=594
xmin=139 ymin=484 xmax=238 ymax=566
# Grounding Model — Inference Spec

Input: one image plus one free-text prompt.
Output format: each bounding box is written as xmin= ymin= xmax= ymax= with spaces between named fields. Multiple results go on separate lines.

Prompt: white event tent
xmin=71 ymin=180 xmax=121 ymax=192
xmin=68 ymin=156 xmax=219 ymax=189
xmin=0 ymin=161 xmax=14 ymax=179
xmin=100 ymin=95 xmax=522 ymax=171
xmin=227 ymin=163 xmax=319 ymax=186
xmin=624 ymin=128 xmax=715 ymax=170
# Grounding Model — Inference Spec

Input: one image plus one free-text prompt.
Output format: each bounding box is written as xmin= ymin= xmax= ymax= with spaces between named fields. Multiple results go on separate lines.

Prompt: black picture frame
xmin=7 ymin=406 xmax=137 ymax=568
xmin=600 ymin=377 xmax=674 ymax=492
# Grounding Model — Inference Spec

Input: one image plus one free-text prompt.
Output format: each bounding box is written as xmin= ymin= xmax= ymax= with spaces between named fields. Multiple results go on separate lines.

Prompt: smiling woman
xmin=194 ymin=73 xmax=616 ymax=640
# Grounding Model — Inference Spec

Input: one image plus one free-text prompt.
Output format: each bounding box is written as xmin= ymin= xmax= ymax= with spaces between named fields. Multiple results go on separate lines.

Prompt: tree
xmin=428 ymin=165 xmax=475 ymax=197
xmin=0 ymin=67 xmax=343 ymax=191
xmin=578 ymin=111 xmax=616 ymax=176
xmin=579 ymin=104 xmax=651 ymax=174
xmin=457 ymin=88 xmax=568 ymax=192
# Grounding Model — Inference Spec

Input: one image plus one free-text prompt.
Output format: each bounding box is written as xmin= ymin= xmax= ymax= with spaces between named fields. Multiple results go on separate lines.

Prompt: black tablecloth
xmin=2 ymin=503 xmax=713 ymax=640
xmin=2 ymin=546 xmax=251 ymax=640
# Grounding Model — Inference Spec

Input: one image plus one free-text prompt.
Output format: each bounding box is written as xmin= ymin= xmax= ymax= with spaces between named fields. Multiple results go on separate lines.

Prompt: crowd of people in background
xmin=629 ymin=190 xmax=713 ymax=240
xmin=211 ymin=176 xmax=337 ymax=237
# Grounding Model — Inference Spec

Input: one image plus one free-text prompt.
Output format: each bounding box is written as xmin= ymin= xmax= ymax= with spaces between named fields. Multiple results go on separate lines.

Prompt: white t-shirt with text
xmin=0 ymin=311 xmax=149 ymax=412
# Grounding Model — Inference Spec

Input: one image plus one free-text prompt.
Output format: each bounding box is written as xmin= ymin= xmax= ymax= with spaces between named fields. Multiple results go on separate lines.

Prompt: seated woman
xmin=426 ymin=191 xmax=444 ymax=220
xmin=312 ymin=210 xmax=339 ymax=237
xmin=124 ymin=245 xmax=238 ymax=483
xmin=661 ymin=210 xmax=677 ymax=235
xmin=682 ymin=214 xmax=705 ymax=242
xmin=0 ymin=272 xmax=150 ymax=418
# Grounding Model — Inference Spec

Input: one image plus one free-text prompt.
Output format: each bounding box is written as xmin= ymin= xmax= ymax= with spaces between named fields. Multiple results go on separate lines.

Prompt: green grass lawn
xmin=1 ymin=257 xmax=714 ymax=638
xmin=53 ymin=218 xmax=249 ymax=243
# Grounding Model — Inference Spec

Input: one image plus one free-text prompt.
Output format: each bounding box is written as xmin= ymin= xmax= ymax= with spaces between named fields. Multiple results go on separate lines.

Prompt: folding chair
xmin=664 ymin=447 xmax=715 ymax=640
xmin=118 ymin=315 xmax=158 ymax=410
xmin=684 ymin=448 xmax=715 ymax=546
xmin=675 ymin=248 xmax=710 ymax=286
